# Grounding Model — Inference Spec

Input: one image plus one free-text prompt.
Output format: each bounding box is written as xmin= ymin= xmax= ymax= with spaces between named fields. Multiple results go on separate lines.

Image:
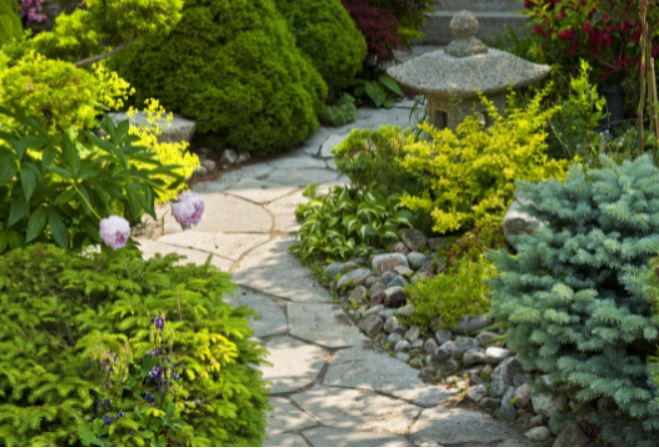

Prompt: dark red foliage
xmin=342 ymin=0 xmax=402 ymax=61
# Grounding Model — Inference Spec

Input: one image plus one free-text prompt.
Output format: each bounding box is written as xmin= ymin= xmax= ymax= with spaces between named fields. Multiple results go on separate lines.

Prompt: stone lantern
xmin=387 ymin=10 xmax=551 ymax=130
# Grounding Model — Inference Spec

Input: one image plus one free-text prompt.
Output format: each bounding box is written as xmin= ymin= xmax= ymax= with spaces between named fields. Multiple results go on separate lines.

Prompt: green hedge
xmin=275 ymin=0 xmax=366 ymax=95
xmin=0 ymin=244 xmax=269 ymax=446
xmin=115 ymin=0 xmax=327 ymax=154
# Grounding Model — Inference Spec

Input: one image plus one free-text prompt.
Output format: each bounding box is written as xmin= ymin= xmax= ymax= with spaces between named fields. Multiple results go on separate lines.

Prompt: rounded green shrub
xmin=275 ymin=0 xmax=366 ymax=94
xmin=489 ymin=156 xmax=659 ymax=445
xmin=115 ymin=0 xmax=327 ymax=154
xmin=0 ymin=244 xmax=269 ymax=446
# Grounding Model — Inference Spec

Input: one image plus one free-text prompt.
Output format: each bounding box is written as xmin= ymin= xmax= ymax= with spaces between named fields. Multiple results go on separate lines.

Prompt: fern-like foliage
xmin=0 ymin=244 xmax=269 ymax=446
xmin=490 ymin=155 xmax=659 ymax=445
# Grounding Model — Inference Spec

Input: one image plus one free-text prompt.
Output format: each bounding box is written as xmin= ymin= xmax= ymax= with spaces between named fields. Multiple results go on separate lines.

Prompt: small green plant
xmin=319 ymin=94 xmax=357 ymax=127
xmin=404 ymin=255 xmax=493 ymax=330
xmin=0 ymin=243 xmax=269 ymax=446
xmin=333 ymin=125 xmax=423 ymax=196
xmin=0 ymin=108 xmax=182 ymax=253
xmin=292 ymin=184 xmax=413 ymax=261
xmin=354 ymin=75 xmax=404 ymax=109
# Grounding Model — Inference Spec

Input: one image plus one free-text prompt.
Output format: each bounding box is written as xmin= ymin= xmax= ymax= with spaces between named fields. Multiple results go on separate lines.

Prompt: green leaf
xmin=8 ymin=195 xmax=28 ymax=226
xmin=62 ymin=138 xmax=81 ymax=176
xmin=25 ymin=206 xmax=47 ymax=242
xmin=0 ymin=155 xmax=16 ymax=184
xmin=364 ymin=81 xmax=387 ymax=107
xmin=48 ymin=209 xmax=69 ymax=248
xmin=379 ymin=75 xmax=404 ymax=96
xmin=20 ymin=165 xmax=37 ymax=201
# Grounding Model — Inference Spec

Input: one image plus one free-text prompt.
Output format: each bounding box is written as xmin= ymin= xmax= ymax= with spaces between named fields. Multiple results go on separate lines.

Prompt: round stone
xmin=450 ymin=10 xmax=479 ymax=38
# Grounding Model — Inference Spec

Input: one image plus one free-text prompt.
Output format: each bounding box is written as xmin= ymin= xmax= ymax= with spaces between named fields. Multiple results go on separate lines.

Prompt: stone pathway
xmin=138 ymin=102 xmax=529 ymax=447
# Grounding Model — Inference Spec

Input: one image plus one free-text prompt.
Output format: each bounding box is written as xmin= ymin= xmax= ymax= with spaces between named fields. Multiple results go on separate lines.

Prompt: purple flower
xmin=149 ymin=366 xmax=163 ymax=381
xmin=172 ymin=372 xmax=179 ymax=381
xmin=99 ymin=216 xmax=130 ymax=250
xmin=171 ymin=192 xmax=204 ymax=230
xmin=117 ymin=411 xmax=125 ymax=419
xmin=103 ymin=414 xmax=115 ymax=426
xmin=144 ymin=392 xmax=154 ymax=403
xmin=153 ymin=316 xmax=165 ymax=330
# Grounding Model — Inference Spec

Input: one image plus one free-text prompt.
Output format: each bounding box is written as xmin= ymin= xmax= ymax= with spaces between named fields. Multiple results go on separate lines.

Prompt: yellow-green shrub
xmin=127 ymin=99 xmax=200 ymax=203
xmin=0 ymin=52 xmax=132 ymax=132
xmin=398 ymin=89 xmax=571 ymax=234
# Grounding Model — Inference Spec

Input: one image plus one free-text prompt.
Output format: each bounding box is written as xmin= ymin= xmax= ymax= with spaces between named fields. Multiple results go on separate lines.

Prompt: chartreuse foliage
xmin=0 ymin=52 xmax=133 ymax=132
xmin=0 ymin=244 xmax=269 ymax=446
xmin=489 ymin=156 xmax=659 ymax=445
xmin=115 ymin=0 xmax=327 ymax=154
xmin=0 ymin=108 xmax=182 ymax=253
xmin=404 ymin=254 xmax=493 ymax=330
xmin=398 ymin=88 xmax=570 ymax=234
xmin=275 ymin=0 xmax=366 ymax=94
xmin=292 ymin=183 xmax=413 ymax=261
xmin=127 ymin=99 xmax=200 ymax=203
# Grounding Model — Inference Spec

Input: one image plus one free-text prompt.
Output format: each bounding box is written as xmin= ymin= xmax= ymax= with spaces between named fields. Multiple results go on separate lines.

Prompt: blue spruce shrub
xmin=490 ymin=155 xmax=659 ymax=445
xmin=114 ymin=0 xmax=327 ymax=154
xmin=0 ymin=244 xmax=269 ymax=446
xmin=275 ymin=0 xmax=367 ymax=94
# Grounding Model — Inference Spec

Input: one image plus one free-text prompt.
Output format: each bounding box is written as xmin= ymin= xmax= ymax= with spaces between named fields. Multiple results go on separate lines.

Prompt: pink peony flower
xmin=171 ymin=192 xmax=204 ymax=230
xmin=99 ymin=216 xmax=131 ymax=250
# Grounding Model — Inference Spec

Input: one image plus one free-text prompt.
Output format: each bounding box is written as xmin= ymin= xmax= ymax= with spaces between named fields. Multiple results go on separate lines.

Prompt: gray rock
xmin=381 ymin=271 xmax=397 ymax=284
xmin=323 ymin=262 xmax=343 ymax=279
xmin=514 ymin=383 xmax=532 ymax=409
xmin=363 ymin=276 xmax=378 ymax=288
xmin=477 ymin=331 xmax=499 ymax=346
xmin=455 ymin=315 xmax=492 ymax=334
xmin=501 ymin=386 xmax=516 ymax=406
xmin=502 ymin=199 xmax=543 ymax=243
xmin=467 ymin=384 xmax=487 ymax=402
xmin=384 ymin=286 xmax=408 ymax=308
xmin=372 ymin=253 xmax=409 ymax=276
xmin=438 ymin=340 xmax=456 ymax=355
xmin=201 ymin=158 xmax=217 ymax=172
xmin=340 ymin=261 xmax=360 ymax=274
xmin=384 ymin=316 xmax=404 ymax=333
xmin=513 ymin=372 xmax=530 ymax=387
xmin=379 ymin=308 xmax=395 ymax=320
xmin=236 ymin=152 xmax=250 ymax=164
xmin=193 ymin=165 xmax=208 ymax=175
xmin=395 ymin=352 xmax=410 ymax=363
xmin=525 ymin=426 xmax=551 ymax=442
xmin=532 ymin=393 xmax=567 ymax=417
xmin=394 ymin=340 xmax=411 ymax=352
xmin=109 ymin=111 xmax=196 ymax=142
xmin=386 ymin=275 xmax=409 ymax=288
xmin=388 ymin=241 xmax=410 ymax=255
xmin=221 ymin=148 xmax=239 ymax=165
xmin=484 ymin=346 xmax=512 ymax=364
xmin=452 ymin=336 xmax=480 ymax=358
xmin=419 ymin=260 xmax=436 ymax=277
xmin=386 ymin=332 xmax=403 ymax=346
xmin=463 ymin=348 xmax=487 ymax=367
xmin=494 ymin=403 xmax=517 ymax=422
xmin=411 ymin=339 xmax=424 ymax=350
xmin=394 ymin=265 xmax=414 ymax=277
xmin=399 ymin=228 xmax=428 ymax=251
xmin=480 ymin=397 xmax=500 ymax=411
xmin=337 ymin=268 xmax=372 ymax=289
xmin=490 ymin=357 xmax=522 ymax=397
xmin=404 ymin=325 xmax=421 ymax=342
xmin=395 ymin=303 xmax=416 ymax=318
xmin=370 ymin=291 xmax=386 ymax=306
xmin=529 ymin=415 xmax=546 ymax=428
xmin=364 ymin=305 xmax=385 ymax=317
xmin=553 ymin=424 xmax=590 ymax=447
xmin=358 ymin=315 xmax=384 ymax=335
xmin=435 ymin=329 xmax=453 ymax=345
xmin=407 ymin=251 xmax=427 ymax=269
xmin=349 ymin=286 xmax=368 ymax=303
xmin=433 ymin=347 xmax=451 ymax=363
xmin=423 ymin=338 xmax=438 ymax=354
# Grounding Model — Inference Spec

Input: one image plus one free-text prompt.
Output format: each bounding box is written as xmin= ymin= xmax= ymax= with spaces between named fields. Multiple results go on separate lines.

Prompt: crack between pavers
xmin=148 ymin=241 xmax=235 ymax=263
xmin=320 ymin=384 xmax=452 ymax=410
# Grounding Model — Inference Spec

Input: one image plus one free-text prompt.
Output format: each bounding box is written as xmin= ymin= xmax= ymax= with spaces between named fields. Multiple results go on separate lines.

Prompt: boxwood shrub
xmin=275 ymin=0 xmax=366 ymax=95
xmin=115 ymin=0 xmax=327 ymax=154
xmin=0 ymin=244 xmax=269 ymax=446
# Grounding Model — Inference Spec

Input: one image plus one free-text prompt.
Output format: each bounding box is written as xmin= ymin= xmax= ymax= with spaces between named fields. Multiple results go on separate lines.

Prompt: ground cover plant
xmin=489 ymin=155 xmax=659 ymax=445
xmin=115 ymin=0 xmax=327 ymax=155
xmin=0 ymin=243 xmax=269 ymax=446
xmin=276 ymin=0 xmax=366 ymax=96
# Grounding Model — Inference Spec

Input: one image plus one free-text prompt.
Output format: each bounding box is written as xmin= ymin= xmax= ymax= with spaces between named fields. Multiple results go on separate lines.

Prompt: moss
xmin=114 ymin=0 xmax=327 ymax=154
xmin=275 ymin=0 xmax=366 ymax=95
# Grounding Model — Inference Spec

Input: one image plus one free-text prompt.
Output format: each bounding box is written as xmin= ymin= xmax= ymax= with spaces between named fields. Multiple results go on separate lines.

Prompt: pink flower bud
xmin=99 ymin=216 xmax=131 ymax=250
xmin=171 ymin=192 xmax=204 ymax=230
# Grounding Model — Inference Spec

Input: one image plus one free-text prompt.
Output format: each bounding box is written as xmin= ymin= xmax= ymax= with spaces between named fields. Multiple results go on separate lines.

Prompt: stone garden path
xmin=138 ymin=102 xmax=529 ymax=447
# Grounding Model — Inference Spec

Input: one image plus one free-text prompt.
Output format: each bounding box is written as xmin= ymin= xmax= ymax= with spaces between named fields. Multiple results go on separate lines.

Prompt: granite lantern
xmin=387 ymin=10 xmax=551 ymax=130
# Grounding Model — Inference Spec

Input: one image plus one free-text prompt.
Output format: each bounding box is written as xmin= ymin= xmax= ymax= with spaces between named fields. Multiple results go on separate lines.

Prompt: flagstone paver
xmin=137 ymin=103 xmax=529 ymax=447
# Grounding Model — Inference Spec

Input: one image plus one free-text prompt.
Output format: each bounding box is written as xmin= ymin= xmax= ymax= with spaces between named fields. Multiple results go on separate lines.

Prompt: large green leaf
xmin=25 ymin=206 xmax=47 ymax=242
xmin=48 ymin=209 xmax=69 ymax=248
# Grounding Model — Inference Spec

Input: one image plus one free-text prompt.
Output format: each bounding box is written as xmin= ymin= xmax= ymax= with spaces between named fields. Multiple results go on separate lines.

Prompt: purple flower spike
xmin=149 ymin=366 xmax=163 ymax=381
xmin=153 ymin=316 xmax=165 ymax=330
xmin=99 ymin=216 xmax=130 ymax=250
xmin=145 ymin=392 xmax=154 ymax=403
xmin=103 ymin=414 xmax=115 ymax=426
xmin=171 ymin=192 xmax=204 ymax=230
